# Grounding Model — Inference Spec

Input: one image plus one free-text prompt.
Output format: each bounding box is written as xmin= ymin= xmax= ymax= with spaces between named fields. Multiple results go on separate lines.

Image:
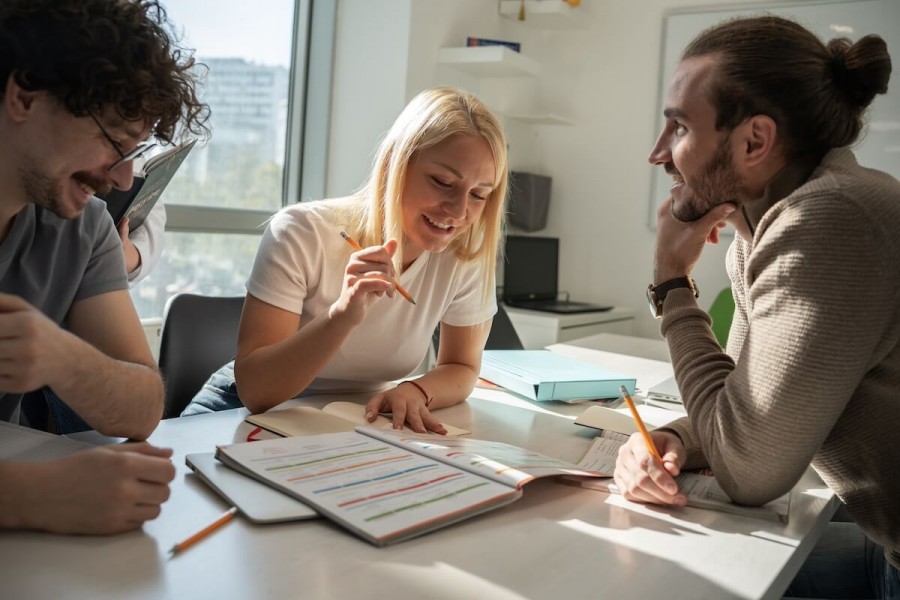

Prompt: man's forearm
xmin=49 ymin=331 xmax=163 ymax=439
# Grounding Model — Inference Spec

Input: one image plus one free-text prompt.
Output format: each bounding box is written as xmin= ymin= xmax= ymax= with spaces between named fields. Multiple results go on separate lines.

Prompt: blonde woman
xmin=184 ymin=87 xmax=508 ymax=434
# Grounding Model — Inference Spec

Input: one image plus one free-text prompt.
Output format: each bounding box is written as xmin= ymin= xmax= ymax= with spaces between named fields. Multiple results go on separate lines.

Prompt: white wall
xmin=326 ymin=0 xmax=796 ymax=339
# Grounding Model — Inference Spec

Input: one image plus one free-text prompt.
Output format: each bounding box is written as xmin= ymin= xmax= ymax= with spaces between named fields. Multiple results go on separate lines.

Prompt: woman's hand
xmin=365 ymin=382 xmax=447 ymax=435
xmin=613 ymin=430 xmax=688 ymax=506
xmin=329 ymin=239 xmax=399 ymax=326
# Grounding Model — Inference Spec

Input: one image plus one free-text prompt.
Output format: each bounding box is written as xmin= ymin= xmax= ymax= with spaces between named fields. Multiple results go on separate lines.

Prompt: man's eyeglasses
xmin=88 ymin=112 xmax=157 ymax=171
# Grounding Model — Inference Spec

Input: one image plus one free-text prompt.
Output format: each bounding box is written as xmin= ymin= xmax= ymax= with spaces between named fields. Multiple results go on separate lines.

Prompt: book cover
xmin=245 ymin=401 xmax=471 ymax=437
xmin=564 ymin=435 xmax=791 ymax=523
xmin=465 ymin=36 xmax=521 ymax=52
xmin=100 ymin=139 xmax=196 ymax=232
xmin=215 ymin=426 xmax=608 ymax=546
xmin=480 ymin=350 xmax=636 ymax=402
xmin=186 ymin=452 xmax=318 ymax=523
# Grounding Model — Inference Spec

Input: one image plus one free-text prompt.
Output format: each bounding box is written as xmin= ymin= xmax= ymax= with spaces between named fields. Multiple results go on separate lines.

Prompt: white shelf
xmin=505 ymin=112 xmax=574 ymax=125
xmin=499 ymin=0 xmax=582 ymax=28
xmin=437 ymin=46 xmax=540 ymax=77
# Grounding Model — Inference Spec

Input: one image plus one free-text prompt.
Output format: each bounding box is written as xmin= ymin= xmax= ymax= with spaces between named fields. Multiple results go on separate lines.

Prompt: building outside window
xmin=130 ymin=0 xmax=333 ymax=318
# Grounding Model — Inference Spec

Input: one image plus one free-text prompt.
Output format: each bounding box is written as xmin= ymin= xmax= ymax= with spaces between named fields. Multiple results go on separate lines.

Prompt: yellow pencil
xmin=169 ymin=506 xmax=238 ymax=556
xmin=339 ymin=231 xmax=416 ymax=305
xmin=619 ymin=385 xmax=665 ymax=465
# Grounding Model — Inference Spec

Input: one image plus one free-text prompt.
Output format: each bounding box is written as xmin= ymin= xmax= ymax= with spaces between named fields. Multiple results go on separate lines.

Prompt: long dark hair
xmin=683 ymin=15 xmax=891 ymax=161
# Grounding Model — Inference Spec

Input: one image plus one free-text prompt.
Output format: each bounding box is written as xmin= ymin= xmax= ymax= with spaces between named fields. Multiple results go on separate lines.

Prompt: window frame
xmin=164 ymin=0 xmax=336 ymax=234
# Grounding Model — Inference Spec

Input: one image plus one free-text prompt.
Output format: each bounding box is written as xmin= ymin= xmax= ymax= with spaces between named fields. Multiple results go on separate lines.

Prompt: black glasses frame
xmin=88 ymin=112 xmax=157 ymax=171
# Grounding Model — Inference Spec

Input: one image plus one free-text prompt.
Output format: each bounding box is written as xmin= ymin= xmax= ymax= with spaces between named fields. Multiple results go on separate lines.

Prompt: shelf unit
xmin=436 ymin=47 xmax=572 ymax=125
xmin=499 ymin=0 xmax=582 ymax=29
xmin=437 ymin=46 xmax=540 ymax=77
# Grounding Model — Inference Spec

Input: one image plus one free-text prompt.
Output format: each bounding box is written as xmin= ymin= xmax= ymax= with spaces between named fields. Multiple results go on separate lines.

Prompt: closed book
xmin=465 ymin=36 xmax=521 ymax=52
xmin=100 ymin=138 xmax=196 ymax=232
xmin=480 ymin=350 xmax=636 ymax=402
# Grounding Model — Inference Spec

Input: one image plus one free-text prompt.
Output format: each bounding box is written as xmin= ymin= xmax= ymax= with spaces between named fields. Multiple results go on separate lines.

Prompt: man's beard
xmin=20 ymin=161 xmax=64 ymax=216
xmin=19 ymin=158 xmax=109 ymax=219
xmin=671 ymin=137 xmax=741 ymax=222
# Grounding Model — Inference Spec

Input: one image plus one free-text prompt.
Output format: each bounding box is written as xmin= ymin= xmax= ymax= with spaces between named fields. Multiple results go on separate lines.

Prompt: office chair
xmin=157 ymin=293 xmax=245 ymax=418
xmin=431 ymin=303 xmax=524 ymax=355
xmin=708 ymin=287 xmax=735 ymax=348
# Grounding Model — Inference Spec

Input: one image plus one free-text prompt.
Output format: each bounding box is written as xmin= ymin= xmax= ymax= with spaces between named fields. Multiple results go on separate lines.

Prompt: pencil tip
xmin=339 ymin=231 xmax=349 ymax=240
xmin=408 ymin=298 xmax=416 ymax=305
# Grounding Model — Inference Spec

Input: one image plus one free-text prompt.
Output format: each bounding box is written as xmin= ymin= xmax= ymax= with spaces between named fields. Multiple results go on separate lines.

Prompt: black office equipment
xmin=508 ymin=171 xmax=551 ymax=232
xmin=502 ymin=236 xmax=612 ymax=314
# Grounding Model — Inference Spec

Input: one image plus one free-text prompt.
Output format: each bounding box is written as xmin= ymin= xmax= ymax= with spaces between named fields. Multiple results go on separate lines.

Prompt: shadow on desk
xmin=1 ymin=528 xmax=162 ymax=596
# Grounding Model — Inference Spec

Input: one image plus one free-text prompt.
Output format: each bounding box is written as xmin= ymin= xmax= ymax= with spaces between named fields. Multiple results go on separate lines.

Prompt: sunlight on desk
xmin=469 ymin=385 xmax=578 ymax=418
xmin=370 ymin=561 xmax=523 ymax=600
xmin=558 ymin=496 xmax=786 ymax=599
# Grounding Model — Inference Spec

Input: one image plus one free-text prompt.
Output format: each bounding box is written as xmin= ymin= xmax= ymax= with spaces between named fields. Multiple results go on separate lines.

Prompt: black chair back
xmin=158 ymin=293 xmax=245 ymax=418
xmin=432 ymin=303 xmax=524 ymax=355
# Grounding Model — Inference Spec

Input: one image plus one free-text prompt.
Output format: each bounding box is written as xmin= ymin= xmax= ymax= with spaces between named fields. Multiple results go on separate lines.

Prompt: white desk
xmin=503 ymin=305 xmax=636 ymax=349
xmin=0 ymin=337 xmax=837 ymax=599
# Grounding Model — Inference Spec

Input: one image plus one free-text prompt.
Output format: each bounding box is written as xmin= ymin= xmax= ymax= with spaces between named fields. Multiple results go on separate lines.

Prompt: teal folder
xmin=480 ymin=350 xmax=636 ymax=402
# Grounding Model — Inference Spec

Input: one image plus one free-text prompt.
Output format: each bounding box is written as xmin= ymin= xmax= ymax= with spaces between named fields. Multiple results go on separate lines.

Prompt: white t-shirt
xmin=247 ymin=199 xmax=496 ymax=395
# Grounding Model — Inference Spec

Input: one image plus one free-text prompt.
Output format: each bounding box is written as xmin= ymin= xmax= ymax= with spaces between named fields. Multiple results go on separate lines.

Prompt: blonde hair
xmin=342 ymin=86 xmax=509 ymax=310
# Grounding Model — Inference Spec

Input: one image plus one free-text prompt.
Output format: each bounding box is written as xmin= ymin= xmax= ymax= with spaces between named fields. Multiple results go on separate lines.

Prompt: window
xmin=131 ymin=0 xmax=334 ymax=318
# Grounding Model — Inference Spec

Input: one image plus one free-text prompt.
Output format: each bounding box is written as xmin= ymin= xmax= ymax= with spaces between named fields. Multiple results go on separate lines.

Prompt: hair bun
xmin=827 ymin=36 xmax=891 ymax=108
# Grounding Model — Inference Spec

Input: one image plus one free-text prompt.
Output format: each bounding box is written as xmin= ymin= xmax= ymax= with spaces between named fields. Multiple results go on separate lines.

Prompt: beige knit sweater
xmin=661 ymin=148 xmax=900 ymax=569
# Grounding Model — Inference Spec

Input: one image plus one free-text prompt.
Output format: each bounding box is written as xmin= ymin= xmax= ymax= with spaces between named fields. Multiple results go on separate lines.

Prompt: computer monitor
xmin=503 ymin=235 xmax=558 ymax=302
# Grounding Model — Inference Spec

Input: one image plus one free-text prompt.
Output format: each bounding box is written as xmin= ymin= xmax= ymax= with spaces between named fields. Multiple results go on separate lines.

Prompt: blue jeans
xmin=181 ymin=360 xmax=245 ymax=416
xmin=785 ymin=521 xmax=900 ymax=599
xmin=20 ymin=388 xmax=92 ymax=434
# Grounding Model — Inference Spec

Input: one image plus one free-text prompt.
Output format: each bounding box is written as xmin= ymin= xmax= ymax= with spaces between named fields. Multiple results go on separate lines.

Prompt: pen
xmin=339 ymin=231 xmax=416 ymax=305
xmin=619 ymin=385 xmax=665 ymax=465
xmin=168 ymin=506 xmax=238 ymax=556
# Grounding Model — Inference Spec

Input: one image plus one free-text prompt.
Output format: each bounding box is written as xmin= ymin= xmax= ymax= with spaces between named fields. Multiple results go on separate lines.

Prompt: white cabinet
xmin=503 ymin=305 xmax=636 ymax=349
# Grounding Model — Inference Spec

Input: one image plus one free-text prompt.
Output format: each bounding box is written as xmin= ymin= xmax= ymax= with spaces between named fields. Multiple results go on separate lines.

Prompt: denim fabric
xmin=181 ymin=360 xmax=245 ymax=416
xmin=785 ymin=521 xmax=900 ymax=599
xmin=20 ymin=388 xmax=92 ymax=434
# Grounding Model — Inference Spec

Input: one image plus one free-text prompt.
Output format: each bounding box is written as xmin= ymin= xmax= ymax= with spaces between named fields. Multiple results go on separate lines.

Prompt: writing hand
xmin=613 ymin=430 xmax=687 ymax=506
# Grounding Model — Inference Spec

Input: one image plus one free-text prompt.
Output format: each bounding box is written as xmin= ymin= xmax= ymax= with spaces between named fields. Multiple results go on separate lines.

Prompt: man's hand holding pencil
xmin=613 ymin=387 xmax=688 ymax=506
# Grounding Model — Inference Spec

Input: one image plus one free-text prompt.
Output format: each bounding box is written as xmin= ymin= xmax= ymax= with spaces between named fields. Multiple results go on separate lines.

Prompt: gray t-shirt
xmin=0 ymin=198 xmax=127 ymax=422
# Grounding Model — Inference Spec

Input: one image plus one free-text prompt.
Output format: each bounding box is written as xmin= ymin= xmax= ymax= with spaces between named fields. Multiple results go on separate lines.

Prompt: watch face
xmin=646 ymin=285 xmax=662 ymax=318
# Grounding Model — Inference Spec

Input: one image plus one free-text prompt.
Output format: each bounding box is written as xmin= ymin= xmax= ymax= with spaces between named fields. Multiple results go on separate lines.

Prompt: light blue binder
xmin=480 ymin=350 xmax=636 ymax=402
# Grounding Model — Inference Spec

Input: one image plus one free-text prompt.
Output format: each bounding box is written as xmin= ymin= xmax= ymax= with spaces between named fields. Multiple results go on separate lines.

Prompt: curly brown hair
xmin=0 ymin=0 xmax=209 ymax=144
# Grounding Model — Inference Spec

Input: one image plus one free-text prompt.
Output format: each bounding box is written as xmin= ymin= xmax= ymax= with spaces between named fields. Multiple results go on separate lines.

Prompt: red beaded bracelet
xmin=401 ymin=379 xmax=433 ymax=407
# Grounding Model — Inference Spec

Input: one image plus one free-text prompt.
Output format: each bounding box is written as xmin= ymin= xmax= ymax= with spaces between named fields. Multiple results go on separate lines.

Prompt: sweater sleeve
xmin=660 ymin=194 xmax=894 ymax=505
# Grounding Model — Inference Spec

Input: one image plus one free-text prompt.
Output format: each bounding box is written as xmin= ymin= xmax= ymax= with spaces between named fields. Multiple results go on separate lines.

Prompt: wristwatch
xmin=646 ymin=276 xmax=698 ymax=318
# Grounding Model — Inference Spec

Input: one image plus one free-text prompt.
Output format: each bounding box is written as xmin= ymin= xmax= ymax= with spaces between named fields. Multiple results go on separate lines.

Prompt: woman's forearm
xmin=235 ymin=312 xmax=356 ymax=413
